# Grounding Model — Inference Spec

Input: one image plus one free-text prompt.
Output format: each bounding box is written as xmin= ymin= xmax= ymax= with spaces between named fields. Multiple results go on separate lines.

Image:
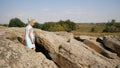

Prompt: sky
xmin=0 ymin=0 xmax=120 ymax=24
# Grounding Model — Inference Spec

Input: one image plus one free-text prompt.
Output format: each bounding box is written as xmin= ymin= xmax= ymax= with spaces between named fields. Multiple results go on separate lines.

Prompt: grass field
xmin=71 ymin=31 xmax=120 ymax=37
xmin=72 ymin=23 xmax=120 ymax=37
xmin=75 ymin=23 xmax=105 ymax=32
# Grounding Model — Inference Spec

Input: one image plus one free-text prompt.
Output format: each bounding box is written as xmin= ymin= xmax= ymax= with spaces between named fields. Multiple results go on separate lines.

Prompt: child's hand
xmin=32 ymin=40 xmax=34 ymax=44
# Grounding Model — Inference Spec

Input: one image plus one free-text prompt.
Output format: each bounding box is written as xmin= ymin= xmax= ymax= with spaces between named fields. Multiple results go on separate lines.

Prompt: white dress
xmin=25 ymin=25 xmax=35 ymax=48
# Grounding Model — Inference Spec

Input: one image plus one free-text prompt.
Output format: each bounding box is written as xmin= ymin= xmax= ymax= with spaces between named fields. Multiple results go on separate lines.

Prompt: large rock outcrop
xmin=0 ymin=26 xmax=120 ymax=68
xmin=35 ymin=29 xmax=120 ymax=68
xmin=103 ymin=36 xmax=120 ymax=57
xmin=0 ymin=27 xmax=58 ymax=68
xmin=83 ymin=39 xmax=117 ymax=59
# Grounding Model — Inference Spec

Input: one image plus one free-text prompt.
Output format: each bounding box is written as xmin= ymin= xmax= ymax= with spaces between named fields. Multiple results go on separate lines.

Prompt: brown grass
xmin=76 ymin=24 xmax=105 ymax=32
xmin=73 ymin=23 xmax=120 ymax=37
xmin=71 ymin=31 xmax=120 ymax=37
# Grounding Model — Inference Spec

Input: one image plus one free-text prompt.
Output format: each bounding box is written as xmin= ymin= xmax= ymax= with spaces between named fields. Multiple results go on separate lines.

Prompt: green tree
xmin=54 ymin=24 xmax=64 ymax=31
xmin=42 ymin=22 xmax=55 ymax=31
xmin=58 ymin=20 xmax=76 ymax=32
xmin=42 ymin=21 xmax=64 ymax=31
xmin=33 ymin=22 xmax=42 ymax=29
xmin=41 ymin=20 xmax=76 ymax=32
xmin=103 ymin=19 xmax=120 ymax=32
xmin=9 ymin=18 xmax=25 ymax=27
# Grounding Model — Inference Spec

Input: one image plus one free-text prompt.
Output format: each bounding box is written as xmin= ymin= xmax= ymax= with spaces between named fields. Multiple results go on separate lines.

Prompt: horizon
xmin=1 ymin=18 xmax=119 ymax=25
xmin=0 ymin=0 xmax=120 ymax=24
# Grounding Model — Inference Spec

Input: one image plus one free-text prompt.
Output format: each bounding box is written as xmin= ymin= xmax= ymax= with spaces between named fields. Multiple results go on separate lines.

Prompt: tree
xmin=9 ymin=18 xmax=25 ymax=27
xmin=41 ymin=22 xmax=64 ymax=31
xmin=33 ymin=22 xmax=42 ymax=29
xmin=54 ymin=24 xmax=64 ymax=31
xmin=58 ymin=19 xmax=76 ymax=32
xmin=40 ymin=20 xmax=76 ymax=32
xmin=42 ymin=22 xmax=55 ymax=31
xmin=103 ymin=19 xmax=120 ymax=32
xmin=111 ymin=19 xmax=115 ymax=24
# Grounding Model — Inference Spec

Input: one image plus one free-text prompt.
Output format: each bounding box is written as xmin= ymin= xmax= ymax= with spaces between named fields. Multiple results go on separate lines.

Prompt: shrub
xmin=103 ymin=19 xmax=120 ymax=32
xmin=9 ymin=18 xmax=25 ymax=27
xmin=33 ymin=22 xmax=42 ymax=29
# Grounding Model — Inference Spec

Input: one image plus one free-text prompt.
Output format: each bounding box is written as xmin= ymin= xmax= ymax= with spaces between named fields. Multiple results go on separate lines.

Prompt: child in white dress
xmin=25 ymin=18 xmax=36 ymax=50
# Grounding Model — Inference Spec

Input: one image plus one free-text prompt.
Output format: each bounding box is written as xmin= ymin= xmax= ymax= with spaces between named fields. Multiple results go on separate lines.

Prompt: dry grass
xmin=72 ymin=23 xmax=120 ymax=37
xmin=76 ymin=24 xmax=105 ymax=32
xmin=71 ymin=31 xmax=120 ymax=37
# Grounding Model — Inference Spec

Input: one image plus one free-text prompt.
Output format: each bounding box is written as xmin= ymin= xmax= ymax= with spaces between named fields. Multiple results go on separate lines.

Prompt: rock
xmin=0 ymin=39 xmax=58 ymax=68
xmin=0 ymin=27 xmax=25 ymax=42
xmin=0 ymin=27 xmax=120 ymax=68
xmin=75 ymin=35 xmax=97 ymax=40
xmin=83 ymin=39 xmax=118 ymax=59
xmin=74 ymin=35 xmax=97 ymax=42
xmin=54 ymin=32 xmax=74 ymax=42
xmin=89 ymin=62 xmax=107 ymax=68
xmin=83 ymin=39 xmax=104 ymax=53
xmin=17 ymin=36 xmax=26 ymax=45
xmin=102 ymin=50 xmax=118 ymax=59
xmin=0 ymin=27 xmax=58 ymax=68
xmin=35 ymin=29 xmax=120 ymax=68
xmin=116 ymin=65 xmax=120 ymax=68
xmin=103 ymin=36 xmax=120 ymax=57
xmin=96 ymin=37 xmax=103 ymax=44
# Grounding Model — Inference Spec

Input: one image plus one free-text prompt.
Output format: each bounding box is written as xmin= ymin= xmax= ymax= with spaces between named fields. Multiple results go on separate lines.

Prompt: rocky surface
xmin=0 ymin=27 xmax=58 ymax=68
xmin=74 ymin=35 xmax=97 ymax=42
xmin=83 ymin=39 xmax=117 ymax=59
xmin=103 ymin=36 xmax=120 ymax=57
xmin=35 ymin=29 xmax=120 ymax=68
xmin=0 ymin=26 xmax=120 ymax=68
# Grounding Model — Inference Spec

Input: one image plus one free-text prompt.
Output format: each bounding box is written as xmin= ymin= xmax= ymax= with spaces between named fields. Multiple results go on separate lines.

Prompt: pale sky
xmin=0 ymin=0 xmax=120 ymax=24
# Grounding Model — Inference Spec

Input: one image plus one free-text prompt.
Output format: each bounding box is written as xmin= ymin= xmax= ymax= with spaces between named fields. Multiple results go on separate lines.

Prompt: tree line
xmin=8 ymin=18 xmax=120 ymax=32
xmin=9 ymin=18 xmax=76 ymax=32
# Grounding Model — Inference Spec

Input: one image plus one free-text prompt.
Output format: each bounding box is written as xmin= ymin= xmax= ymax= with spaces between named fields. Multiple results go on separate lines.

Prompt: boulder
xmin=83 ymin=39 xmax=104 ymax=53
xmin=103 ymin=36 xmax=120 ymax=57
xmin=1 ymin=27 xmax=25 ymax=45
xmin=83 ymin=39 xmax=117 ymax=59
xmin=35 ymin=29 xmax=120 ymax=68
xmin=0 ymin=26 xmax=120 ymax=68
xmin=74 ymin=35 xmax=97 ymax=42
xmin=0 ymin=37 xmax=58 ymax=68
xmin=96 ymin=37 xmax=103 ymax=44
xmin=0 ymin=27 xmax=58 ymax=68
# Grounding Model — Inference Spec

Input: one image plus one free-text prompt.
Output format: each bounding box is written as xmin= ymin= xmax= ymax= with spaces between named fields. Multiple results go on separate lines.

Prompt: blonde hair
xmin=28 ymin=18 xmax=35 ymax=23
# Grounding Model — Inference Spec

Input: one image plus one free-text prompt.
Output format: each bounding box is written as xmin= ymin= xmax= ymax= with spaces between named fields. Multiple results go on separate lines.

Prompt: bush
xmin=58 ymin=20 xmax=76 ymax=32
xmin=103 ymin=19 xmax=120 ymax=32
xmin=8 ymin=18 xmax=77 ymax=32
xmin=9 ymin=18 xmax=25 ymax=27
xmin=41 ymin=20 xmax=76 ymax=32
xmin=90 ymin=27 xmax=96 ymax=32
xmin=33 ymin=22 xmax=42 ymax=29
xmin=42 ymin=22 xmax=64 ymax=31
